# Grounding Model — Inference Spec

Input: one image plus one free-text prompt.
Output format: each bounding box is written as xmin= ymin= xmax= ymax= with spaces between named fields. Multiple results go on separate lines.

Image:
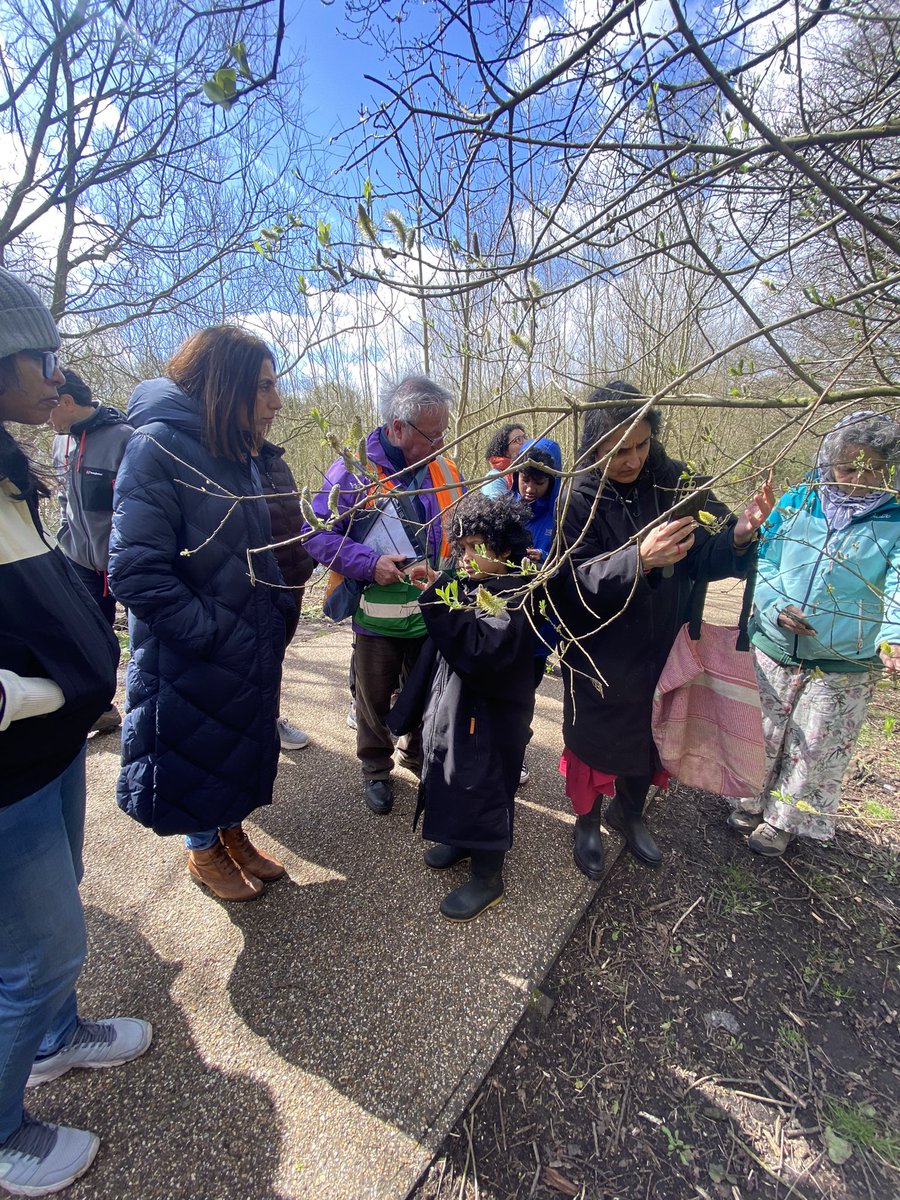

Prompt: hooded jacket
xmin=1 ymin=471 xmax=118 ymax=806
xmin=387 ymin=571 xmax=536 ymax=851
xmin=52 ymin=404 xmax=133 ymax=573
xmin=512 ymin=437 xmax=563 ymax=559
xmin=108 ymin=379 xmax=296 ymax=835
xmin=752 ymin=479 xmax=900 ymax=670
xmin=550 ymin=441 xmax=753 ymax=775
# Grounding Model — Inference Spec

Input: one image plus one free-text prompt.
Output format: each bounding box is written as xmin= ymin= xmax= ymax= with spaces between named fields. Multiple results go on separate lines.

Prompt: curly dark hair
xmin=445 ymin=492 xmax=533 ymax=562
xmin=579 ymin=380 xmax=661 ymax=460
xmin=485 ymin=421 xmax=527 ymax=461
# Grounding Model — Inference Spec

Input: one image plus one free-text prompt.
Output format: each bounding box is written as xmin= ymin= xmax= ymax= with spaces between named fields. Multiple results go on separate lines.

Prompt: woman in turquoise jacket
xmin=730 ymin=411 xmax=900 ymax=855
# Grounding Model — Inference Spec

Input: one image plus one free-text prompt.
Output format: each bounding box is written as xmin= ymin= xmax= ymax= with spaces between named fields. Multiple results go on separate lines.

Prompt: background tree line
xmin=4 ymin=0 xmax=899 ymax=519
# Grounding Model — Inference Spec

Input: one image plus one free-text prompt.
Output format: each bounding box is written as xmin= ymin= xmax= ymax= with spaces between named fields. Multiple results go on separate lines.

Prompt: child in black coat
xmin=388 ymin=492 xmax=539 ymax=921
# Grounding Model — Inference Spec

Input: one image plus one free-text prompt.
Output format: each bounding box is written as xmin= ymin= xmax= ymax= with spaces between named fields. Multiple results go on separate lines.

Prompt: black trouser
xmin=70 ymin=561 xmax=116 ymax=628
xmin=614 ymin=773 xmax=654 ymax=816
xmin=353 ymin=633 xmax=424 ymax=779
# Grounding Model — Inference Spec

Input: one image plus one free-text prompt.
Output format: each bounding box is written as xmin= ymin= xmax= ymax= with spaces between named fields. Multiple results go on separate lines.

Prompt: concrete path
xmin=28 ymin=625 xmax=614 ymax=1200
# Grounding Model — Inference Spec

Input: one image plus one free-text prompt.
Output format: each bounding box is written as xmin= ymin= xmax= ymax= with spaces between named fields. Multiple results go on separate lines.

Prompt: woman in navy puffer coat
xmin=108 ymin=326 xmax=297 ymax=902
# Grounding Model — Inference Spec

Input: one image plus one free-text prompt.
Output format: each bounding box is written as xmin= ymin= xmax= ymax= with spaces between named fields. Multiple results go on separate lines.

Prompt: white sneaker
xmin=518 ymin=760 xmax=530 ymax=787
xmin=276 ymin=718 xmax=310 ymax=750
xmin=0 ymin=1113 xmax=99 ymax=1196
xmin=26 ymin=1018 xmax=152 ymax=1088
xmin=346 ymin=702 xmax=357 ymax=730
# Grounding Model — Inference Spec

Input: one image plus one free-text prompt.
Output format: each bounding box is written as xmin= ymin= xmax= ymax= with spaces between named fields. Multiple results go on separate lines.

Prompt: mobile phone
xmin=396 ymin=557 xmax=426 ymax=573
xmin=668 ymin=485 xmax=712 ymax=522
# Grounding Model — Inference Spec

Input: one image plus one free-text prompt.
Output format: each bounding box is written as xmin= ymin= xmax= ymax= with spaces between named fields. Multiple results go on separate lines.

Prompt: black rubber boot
xmin=440 ymin=851 xmax=505 ymax=921
xmin=573 ymin=796 xmax=605 ymax=880
xmin=424 ymin=843 xmax=471 ymax=870
xmin=605 ymin=776 xmax=661 ymax=867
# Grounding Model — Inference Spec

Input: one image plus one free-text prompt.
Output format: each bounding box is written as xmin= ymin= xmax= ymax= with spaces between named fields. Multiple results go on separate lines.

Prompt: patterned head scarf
xmin=817 ymin=410 xmax=900 ymax=530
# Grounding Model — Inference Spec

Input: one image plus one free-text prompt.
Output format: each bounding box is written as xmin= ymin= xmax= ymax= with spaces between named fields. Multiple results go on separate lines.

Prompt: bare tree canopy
xmin=262 ymin=0 xmax=899 ymax=435
xmin=0 ymin=0 xmax=307 ymax=360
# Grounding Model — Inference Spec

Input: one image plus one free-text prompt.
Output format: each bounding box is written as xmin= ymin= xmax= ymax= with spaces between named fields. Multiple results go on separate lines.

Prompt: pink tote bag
xmin=652 ymin=573 xmax=766 ymax=797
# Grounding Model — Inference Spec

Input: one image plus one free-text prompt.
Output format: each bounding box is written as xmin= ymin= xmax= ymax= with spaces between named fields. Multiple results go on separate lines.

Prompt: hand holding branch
xmin=408 ymin=561 xmax=437 ymax=590
xmin=879 ymin=642 xmax=900 ymax=673
xmin=733 ymin=477 xmax=776 ymax=548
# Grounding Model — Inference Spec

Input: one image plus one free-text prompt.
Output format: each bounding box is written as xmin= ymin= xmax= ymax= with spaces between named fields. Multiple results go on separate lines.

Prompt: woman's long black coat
xmin=388 ymin=573 xmax=536 ymax=852
xmin=551 ymin=442 xmax=752 ymax=776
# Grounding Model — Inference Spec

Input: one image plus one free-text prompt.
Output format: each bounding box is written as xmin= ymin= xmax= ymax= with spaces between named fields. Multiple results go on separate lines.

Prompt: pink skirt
xmin=559 ymin=747 xmax=669 ymax=815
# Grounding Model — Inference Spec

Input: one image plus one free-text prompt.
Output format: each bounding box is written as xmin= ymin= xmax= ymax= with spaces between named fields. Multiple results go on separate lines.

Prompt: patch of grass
xmin=803 ymin=948 xmax=855 ymax=1002
xmin=710 ymin=863 xmax=766 ymax=914
xmin=115 ymin=629 xmax=130 ymax=663
xmin=824 ymin=1098 xmax=900 ymax=1165
xmin=879 ymin=849 xmax=899 ymax=887
xmin=864 ymin=799 xmax=893 ymax=820
xmin=799 ymin=867 xmax=839 ymax=899
xmin=821 ymin=977 xmax=855 ymax=1002
xmin=776 ymin=1021 xmax=805 ymax=1057
xmin=855 ymin=721 xmax=875 ymax=749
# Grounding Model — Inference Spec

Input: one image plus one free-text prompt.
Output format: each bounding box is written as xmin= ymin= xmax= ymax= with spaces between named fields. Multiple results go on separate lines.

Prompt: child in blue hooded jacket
xmin=511 ymin=437 xmax=562 ymax=784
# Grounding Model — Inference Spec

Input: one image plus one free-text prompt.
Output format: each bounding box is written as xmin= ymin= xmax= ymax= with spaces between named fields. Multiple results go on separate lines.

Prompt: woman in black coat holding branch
xmin=552 ymin=382 xmax=774 ymax=882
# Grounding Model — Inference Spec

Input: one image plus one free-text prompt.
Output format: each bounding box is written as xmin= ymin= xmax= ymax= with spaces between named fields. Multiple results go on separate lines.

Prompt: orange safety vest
xmin=369 ymin=455 xmax=463 ymax=566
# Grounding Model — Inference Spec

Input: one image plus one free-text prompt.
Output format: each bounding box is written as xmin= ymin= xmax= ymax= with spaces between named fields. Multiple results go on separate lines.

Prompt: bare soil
xmin=411 ymin=694 xmax=900 ymax=1200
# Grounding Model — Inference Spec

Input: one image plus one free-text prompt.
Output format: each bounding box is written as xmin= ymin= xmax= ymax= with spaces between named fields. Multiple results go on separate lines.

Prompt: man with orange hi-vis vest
xmin=303 ymin=376 xmax=464 ymax=815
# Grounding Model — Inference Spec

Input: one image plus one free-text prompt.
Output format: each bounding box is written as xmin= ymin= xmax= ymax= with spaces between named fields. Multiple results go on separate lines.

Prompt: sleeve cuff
xmin=0 ymin=671 xmax=66 ymax=731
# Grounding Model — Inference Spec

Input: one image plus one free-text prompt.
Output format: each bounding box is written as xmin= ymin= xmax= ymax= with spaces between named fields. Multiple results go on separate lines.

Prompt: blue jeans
xmin=184 ymin=825 xmax=236 ymax=851
xmin=0 ymin=749 xmax=87 ymax=1141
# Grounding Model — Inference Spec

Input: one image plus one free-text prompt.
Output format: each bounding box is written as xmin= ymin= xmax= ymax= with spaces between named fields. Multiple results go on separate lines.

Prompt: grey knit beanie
xmin=0 ymin=268 xmax=60 ymax=359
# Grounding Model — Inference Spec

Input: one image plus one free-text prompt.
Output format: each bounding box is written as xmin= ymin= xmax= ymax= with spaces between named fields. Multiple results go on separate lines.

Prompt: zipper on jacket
xmin=69 ymin=429 xmax=102 ymax=573
xmin=793 ymin=524 xmax=833 ymax=660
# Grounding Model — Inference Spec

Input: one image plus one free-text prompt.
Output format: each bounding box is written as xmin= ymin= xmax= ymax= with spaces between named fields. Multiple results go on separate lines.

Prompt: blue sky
xmin=285 ymin=0 xmax=423 ymax=146
xmin=287 ymin=0 xmax=372 ymax=140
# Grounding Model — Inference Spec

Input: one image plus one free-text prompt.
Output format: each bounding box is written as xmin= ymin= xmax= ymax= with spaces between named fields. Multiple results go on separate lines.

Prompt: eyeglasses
xmin=405 ymin=419 xmax=447 ymax=448
xmin=22 ymin=349 xmax=60 ymax=380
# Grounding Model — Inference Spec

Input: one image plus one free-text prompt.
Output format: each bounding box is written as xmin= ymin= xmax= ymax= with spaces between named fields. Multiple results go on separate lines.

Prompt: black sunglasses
xmin=22 ymin=349 xmax=60 ymax=380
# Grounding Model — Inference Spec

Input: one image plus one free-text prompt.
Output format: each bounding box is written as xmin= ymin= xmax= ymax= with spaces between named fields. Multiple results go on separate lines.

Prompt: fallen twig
xmin=779 ymin=859 xmax=851 ymax=929
xmin=731 ymin=1132 xmax=812 ymax=1200
xmin=671 ymin=895 xmax=704 ymax=936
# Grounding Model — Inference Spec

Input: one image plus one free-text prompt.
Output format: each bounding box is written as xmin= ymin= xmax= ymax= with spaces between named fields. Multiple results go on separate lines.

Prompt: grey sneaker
xmin=727 ymin=809 xmax=763 ymax=834
xmin=748 ymin=821 xmax=792 ymax=857
xmin=26 ymin=1018 xmax=152 ymax=1088
xmin=0 ymin=1113 xmax=98 ymax=1196
xmin=90 ymin=706 xmax=121 ymax=734
xmin=276 ymin=717 xmax=310 ymax=750
xmin=346 ymin=702 xmax=357 ymax=730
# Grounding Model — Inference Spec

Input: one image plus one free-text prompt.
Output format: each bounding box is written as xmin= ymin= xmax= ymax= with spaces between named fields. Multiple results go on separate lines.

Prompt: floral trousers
xmin=731 ymin=648 xmax=874 ymax=841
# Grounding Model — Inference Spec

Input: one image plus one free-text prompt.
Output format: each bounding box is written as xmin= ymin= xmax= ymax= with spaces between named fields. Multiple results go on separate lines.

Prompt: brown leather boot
xmin=187 ymin=843 xmax=264 ymax=901
xmin=219 ymin=825 xmax=285 ymax=881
